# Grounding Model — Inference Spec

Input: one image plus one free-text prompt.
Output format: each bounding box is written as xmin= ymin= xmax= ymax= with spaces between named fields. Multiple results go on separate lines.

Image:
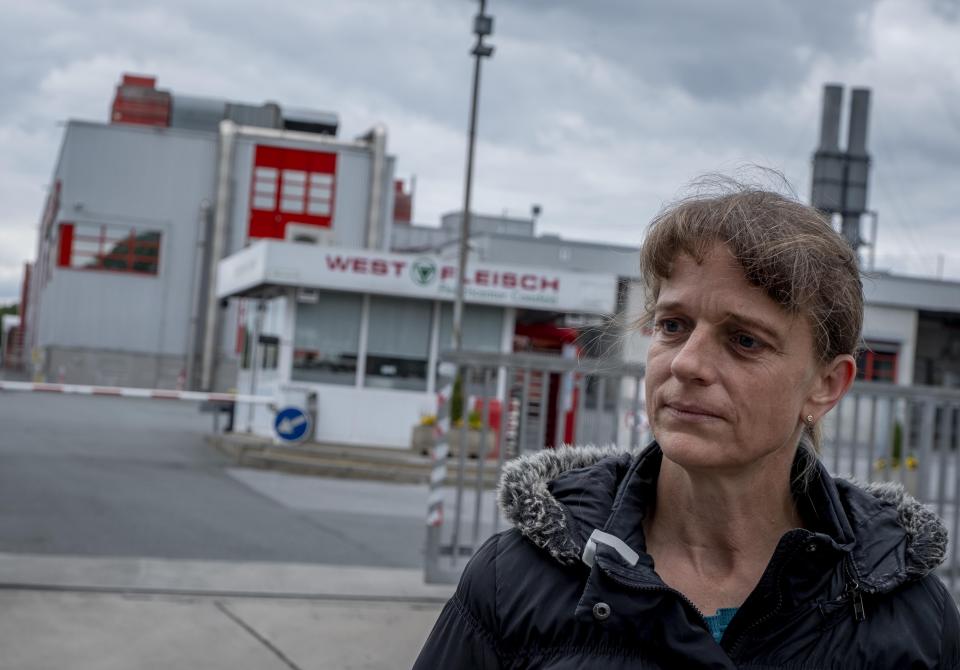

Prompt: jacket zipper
xmin=605 ymin=565 xmax=783 ymax=662
xmin=725 ymin=589 xmax=783 ymax=658
xmin=726 ymin=550 xmax=865 ymax=659
xmin=843 ymin=557 xmax=867 ymax=622
xmin=723 ymin=543 xmax=806 ymax=659
xmin=602 ymin=569 xmax=711 ymax=630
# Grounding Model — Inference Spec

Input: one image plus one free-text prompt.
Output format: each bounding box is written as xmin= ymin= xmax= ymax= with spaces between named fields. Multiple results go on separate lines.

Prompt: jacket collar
xmin=498 ymin=442 xmax=947 ymax=592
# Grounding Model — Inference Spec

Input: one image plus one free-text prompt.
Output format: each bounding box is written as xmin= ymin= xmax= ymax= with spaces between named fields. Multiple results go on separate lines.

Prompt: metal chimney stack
xmin=811 ymin=84 xmax=872 ymax=255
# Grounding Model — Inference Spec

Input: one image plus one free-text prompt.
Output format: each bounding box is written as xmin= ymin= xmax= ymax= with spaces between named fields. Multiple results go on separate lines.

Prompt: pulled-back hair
xmin=639 ymin=179 xmax=864 ymax=454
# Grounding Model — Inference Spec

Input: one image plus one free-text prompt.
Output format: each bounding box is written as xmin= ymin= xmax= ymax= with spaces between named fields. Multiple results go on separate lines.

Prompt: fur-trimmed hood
xmin=498 ymin=444 xmax=947 ymax=592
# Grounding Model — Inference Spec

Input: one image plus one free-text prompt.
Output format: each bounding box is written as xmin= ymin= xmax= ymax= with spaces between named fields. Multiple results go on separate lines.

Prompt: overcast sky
xmin=1 ymin=0 xmax=958 ymax=302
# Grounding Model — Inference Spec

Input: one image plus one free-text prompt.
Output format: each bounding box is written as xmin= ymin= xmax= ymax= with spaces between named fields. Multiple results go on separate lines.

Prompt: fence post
xmin=491 ymin=366 xmax=512 ymax=534
xmin=424 ymin=361 xmax=456 ymax=584
xmin=450 ymin=366 xmax=471 ymax=566
xmin=914 ymin=398 xmax=937 ymax=499
xmin=630 ymin=374 xmax=642 ymax=449
xmin=472 ymin=368 xmax=494 ymax=549
xmin=519 ymin=369 xmax=531 ymax=453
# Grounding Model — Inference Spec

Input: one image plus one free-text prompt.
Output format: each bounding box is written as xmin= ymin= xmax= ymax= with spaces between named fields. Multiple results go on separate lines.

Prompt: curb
xmin=208 ymin=434 xmax=503 ymax=487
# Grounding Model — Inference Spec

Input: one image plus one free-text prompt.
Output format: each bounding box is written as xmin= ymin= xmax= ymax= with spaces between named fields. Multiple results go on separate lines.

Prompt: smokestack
xmin=846 ymin=88 xmax=871 ymax=156
xmin=817 ymin=84 xmax=843 ymax=151
xmin=811 ymin=85 xmax=845 ymax=213
xmin=810 ymin=84 xmax=872 ymax=257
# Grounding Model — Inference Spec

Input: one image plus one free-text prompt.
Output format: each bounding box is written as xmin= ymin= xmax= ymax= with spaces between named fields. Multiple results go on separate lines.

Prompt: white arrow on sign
xmin=277 ymin=414 xmax=307 ymax=435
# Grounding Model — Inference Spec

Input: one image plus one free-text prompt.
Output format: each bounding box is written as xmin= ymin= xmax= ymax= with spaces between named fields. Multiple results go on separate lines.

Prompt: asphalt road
xmin=0 ymin=392 xmax=428 ymax=568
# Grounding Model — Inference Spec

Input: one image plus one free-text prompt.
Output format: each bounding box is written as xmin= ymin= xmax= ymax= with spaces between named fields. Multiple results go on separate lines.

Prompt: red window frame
xmin=857 ymin=343 xmax=899 ymax=382
xmin=56 ymin=222 xmax=161 ymax=276
xmin=247 ymin=144 xmax=338 ymax=240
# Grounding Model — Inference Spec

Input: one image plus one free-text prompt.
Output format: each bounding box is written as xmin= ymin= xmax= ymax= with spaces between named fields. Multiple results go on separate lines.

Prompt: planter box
xmin=411 ymin=424 xmax=498 ymax=459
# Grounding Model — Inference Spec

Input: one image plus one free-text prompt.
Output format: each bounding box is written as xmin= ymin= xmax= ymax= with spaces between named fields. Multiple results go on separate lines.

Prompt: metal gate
xmin=821 ymin=381 xmax=960 ymax=600
xmin=423 ymin=361 xmax=960 ymax=601
xmin=423 ymin=350 xmax=646 ymax=584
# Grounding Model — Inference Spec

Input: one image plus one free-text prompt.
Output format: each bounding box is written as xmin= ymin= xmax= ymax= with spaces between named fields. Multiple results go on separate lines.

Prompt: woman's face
xmin=645 ymin=244 xmax=822 ymax=472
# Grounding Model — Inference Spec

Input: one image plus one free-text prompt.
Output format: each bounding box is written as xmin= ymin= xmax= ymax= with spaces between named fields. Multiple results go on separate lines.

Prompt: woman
xmin=414 ymin=186 xmax=960 ymax=669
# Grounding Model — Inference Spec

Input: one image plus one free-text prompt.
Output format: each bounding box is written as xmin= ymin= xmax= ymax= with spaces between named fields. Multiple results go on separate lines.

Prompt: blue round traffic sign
xmin=274 ymin=406 xmax=311 ymax=442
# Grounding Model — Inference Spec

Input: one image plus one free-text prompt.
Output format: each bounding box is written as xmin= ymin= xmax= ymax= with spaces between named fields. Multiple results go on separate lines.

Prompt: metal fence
xmin=422 ymin=356 xmax=960 ymax=601
xmin=423 ymin=350 xmax=645 ymax=584
xmin=821 ymin=381 xmax=960 ymax=599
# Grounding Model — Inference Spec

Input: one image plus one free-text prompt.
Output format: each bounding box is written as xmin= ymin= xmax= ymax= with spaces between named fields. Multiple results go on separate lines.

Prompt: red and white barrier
xmin=0 ymin=380 xmax=273 ymax=404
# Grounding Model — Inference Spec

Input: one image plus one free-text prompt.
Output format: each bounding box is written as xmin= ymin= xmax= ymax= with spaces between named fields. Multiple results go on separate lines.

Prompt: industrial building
xmin=24 ymin=74 xmax=398 ymax=391
xmin=19 ymin=75 xmax=960 ymax=450
xmin=22 ymin=74 xmax=631 ymax=448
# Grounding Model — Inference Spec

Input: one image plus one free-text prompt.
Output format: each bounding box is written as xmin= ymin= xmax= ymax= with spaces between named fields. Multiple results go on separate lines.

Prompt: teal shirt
xmin=704 ymin=607 xmax=738 ymax=643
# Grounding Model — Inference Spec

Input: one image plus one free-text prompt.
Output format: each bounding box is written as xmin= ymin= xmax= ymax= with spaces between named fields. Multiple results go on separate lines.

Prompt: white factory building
xmin=21 ymin=74 xmax=960 ymax=449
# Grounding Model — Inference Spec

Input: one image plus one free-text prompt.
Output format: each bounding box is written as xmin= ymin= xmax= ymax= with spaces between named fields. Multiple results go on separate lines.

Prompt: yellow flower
xmin=905 ymin=455 xmax=919 ymax=470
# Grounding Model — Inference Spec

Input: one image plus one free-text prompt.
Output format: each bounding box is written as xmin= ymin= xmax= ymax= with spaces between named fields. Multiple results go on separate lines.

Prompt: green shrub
xmin=891 ymin=421 xmax=903 ymax=466
xmin=451 ymin=374 xmax=464 ymax=425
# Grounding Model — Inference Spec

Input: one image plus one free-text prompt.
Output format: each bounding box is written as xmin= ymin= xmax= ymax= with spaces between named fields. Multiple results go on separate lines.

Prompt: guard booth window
xmin=365 ymin=296 xmax=432 ymax=391
xmin=238 ymin=299 xmax=282 ymax=371
xmin=437 ymin=304 xmax=504 ymax=353
xmin=292 ymin=292 xmax=362 ymax=385
xmin=435 ymin=304 xmax=504 ymax=387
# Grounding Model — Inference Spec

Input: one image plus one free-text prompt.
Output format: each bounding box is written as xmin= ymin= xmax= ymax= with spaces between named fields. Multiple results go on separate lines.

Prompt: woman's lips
xmin=662 ymin=402 xmax=724 ymax=422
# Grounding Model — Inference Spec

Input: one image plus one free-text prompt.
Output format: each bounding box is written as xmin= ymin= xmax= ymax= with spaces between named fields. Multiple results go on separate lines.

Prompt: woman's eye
xmin=658 ymin=319 xmax=683 ymax=334
xmin=734 ymin=333 xmax=763 ymax=351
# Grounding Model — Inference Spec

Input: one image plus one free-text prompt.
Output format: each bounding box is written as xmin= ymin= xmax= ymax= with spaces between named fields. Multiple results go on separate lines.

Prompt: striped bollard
xmin=427 ymin=362 xmax=456 ymax=528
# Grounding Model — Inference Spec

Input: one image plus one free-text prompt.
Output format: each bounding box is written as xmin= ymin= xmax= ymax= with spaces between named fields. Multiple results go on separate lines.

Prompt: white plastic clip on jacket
xmin=581 ymin=529 xmax=640 ymax=568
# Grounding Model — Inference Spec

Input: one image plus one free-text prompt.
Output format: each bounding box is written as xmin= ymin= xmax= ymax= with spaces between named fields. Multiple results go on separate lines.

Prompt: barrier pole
xmin=425 ymin=362 xmax=455 ymax=583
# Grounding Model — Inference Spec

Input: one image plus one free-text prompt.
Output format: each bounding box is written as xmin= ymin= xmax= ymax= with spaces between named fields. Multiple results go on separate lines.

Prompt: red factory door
xmin=248 ymin=145 xmax=338 ymax=240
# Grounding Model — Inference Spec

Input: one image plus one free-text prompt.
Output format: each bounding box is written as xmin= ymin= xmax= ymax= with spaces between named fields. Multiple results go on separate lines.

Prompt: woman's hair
xmin=638 ymin=178 xmax=864 ymax=455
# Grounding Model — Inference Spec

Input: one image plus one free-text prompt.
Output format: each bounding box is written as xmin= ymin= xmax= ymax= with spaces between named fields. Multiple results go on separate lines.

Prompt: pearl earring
xmin=805 ymin=415 xmax=814 ymax=425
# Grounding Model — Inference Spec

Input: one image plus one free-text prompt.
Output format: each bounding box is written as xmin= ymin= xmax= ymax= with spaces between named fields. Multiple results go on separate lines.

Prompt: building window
xmin=258 ymin=335 xmax=279 ymax=370
xmin=365 ymin=296 xmax=432 ymax=391
xmin=252 ymin=166 xmax=278 ymax=211
xmin=857 ymin=342 xmax=899 ymax=382
xmin=437 ymin=304 xmax=504 ymax=354
xmin=238 ymin=300 xmax=283 ymax=371
xmin=292 ymin=292 xmax=362 ymax=385
xmin=435 ymin=304 xmax=505 ymax=391
xmin=57 ymin=222 xmax=160 ymax=275
xmin=248 ymin=145 xmax=337 ymax=240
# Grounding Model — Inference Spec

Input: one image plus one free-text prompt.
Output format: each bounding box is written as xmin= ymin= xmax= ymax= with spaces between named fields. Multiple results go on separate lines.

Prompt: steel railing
xmin=423 ymin=361 xmax=960 ymax=602
xmin=423 ymin=350 xmax=644 ymax=584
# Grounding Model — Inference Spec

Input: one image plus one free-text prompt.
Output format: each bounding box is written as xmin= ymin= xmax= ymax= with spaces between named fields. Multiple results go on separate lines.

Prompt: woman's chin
xmin=656 ymin=431 xmax=745 ymax=471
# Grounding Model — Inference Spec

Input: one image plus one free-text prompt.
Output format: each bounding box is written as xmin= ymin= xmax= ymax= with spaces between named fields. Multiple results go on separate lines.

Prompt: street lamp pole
xmin=452 ymin=0 xmax=494 ymax=354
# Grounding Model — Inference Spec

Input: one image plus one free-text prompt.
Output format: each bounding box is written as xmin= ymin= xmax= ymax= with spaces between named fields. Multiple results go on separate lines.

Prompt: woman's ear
xmin=805 ymin=354 xmax=857 ymax=422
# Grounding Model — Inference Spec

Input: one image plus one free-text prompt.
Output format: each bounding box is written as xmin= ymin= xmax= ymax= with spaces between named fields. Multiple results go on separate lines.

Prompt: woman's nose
xmin=669 ymin=328 xmax=717 ymax=384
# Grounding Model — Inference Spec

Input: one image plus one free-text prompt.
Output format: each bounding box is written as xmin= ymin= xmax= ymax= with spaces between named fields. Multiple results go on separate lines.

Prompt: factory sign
xmin=218 ymin=241 xmax=618 ymax=314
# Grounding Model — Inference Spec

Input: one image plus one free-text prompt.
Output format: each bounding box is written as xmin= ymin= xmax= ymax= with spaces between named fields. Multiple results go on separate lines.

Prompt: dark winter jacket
xmin=414 ymin=443 xmax=960 ymax=669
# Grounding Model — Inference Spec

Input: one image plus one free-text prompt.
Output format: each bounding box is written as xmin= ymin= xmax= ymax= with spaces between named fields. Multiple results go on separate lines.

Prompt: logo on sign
xmin=274 ymin=406 xmax=311 ymax=443
xmin=411 ymin=258 xmax=437 ymax=286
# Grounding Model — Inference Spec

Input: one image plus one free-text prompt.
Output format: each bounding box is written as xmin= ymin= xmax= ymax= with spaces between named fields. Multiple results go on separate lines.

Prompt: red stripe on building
xmin=57 ymin=223 xmax=74 ymax=267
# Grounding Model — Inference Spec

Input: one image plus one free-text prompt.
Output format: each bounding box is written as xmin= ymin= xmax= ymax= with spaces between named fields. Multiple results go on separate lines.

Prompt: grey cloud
xmin=0 ymin=0 xmax=957 ymax=288
xmin=928 ymin=0 xmax=960 ymax=21
xmin=498 ymin=0 xmax=877 ymax=101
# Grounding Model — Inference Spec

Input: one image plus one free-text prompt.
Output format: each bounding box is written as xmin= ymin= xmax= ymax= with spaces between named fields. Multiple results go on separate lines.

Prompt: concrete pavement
xmin=0 ymin=552 xmax=453 ymax=670
xmin=0 ymin=392 xmax=436 ymax=567
xmin=0 ymin=391 xmax=470 ymax=668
